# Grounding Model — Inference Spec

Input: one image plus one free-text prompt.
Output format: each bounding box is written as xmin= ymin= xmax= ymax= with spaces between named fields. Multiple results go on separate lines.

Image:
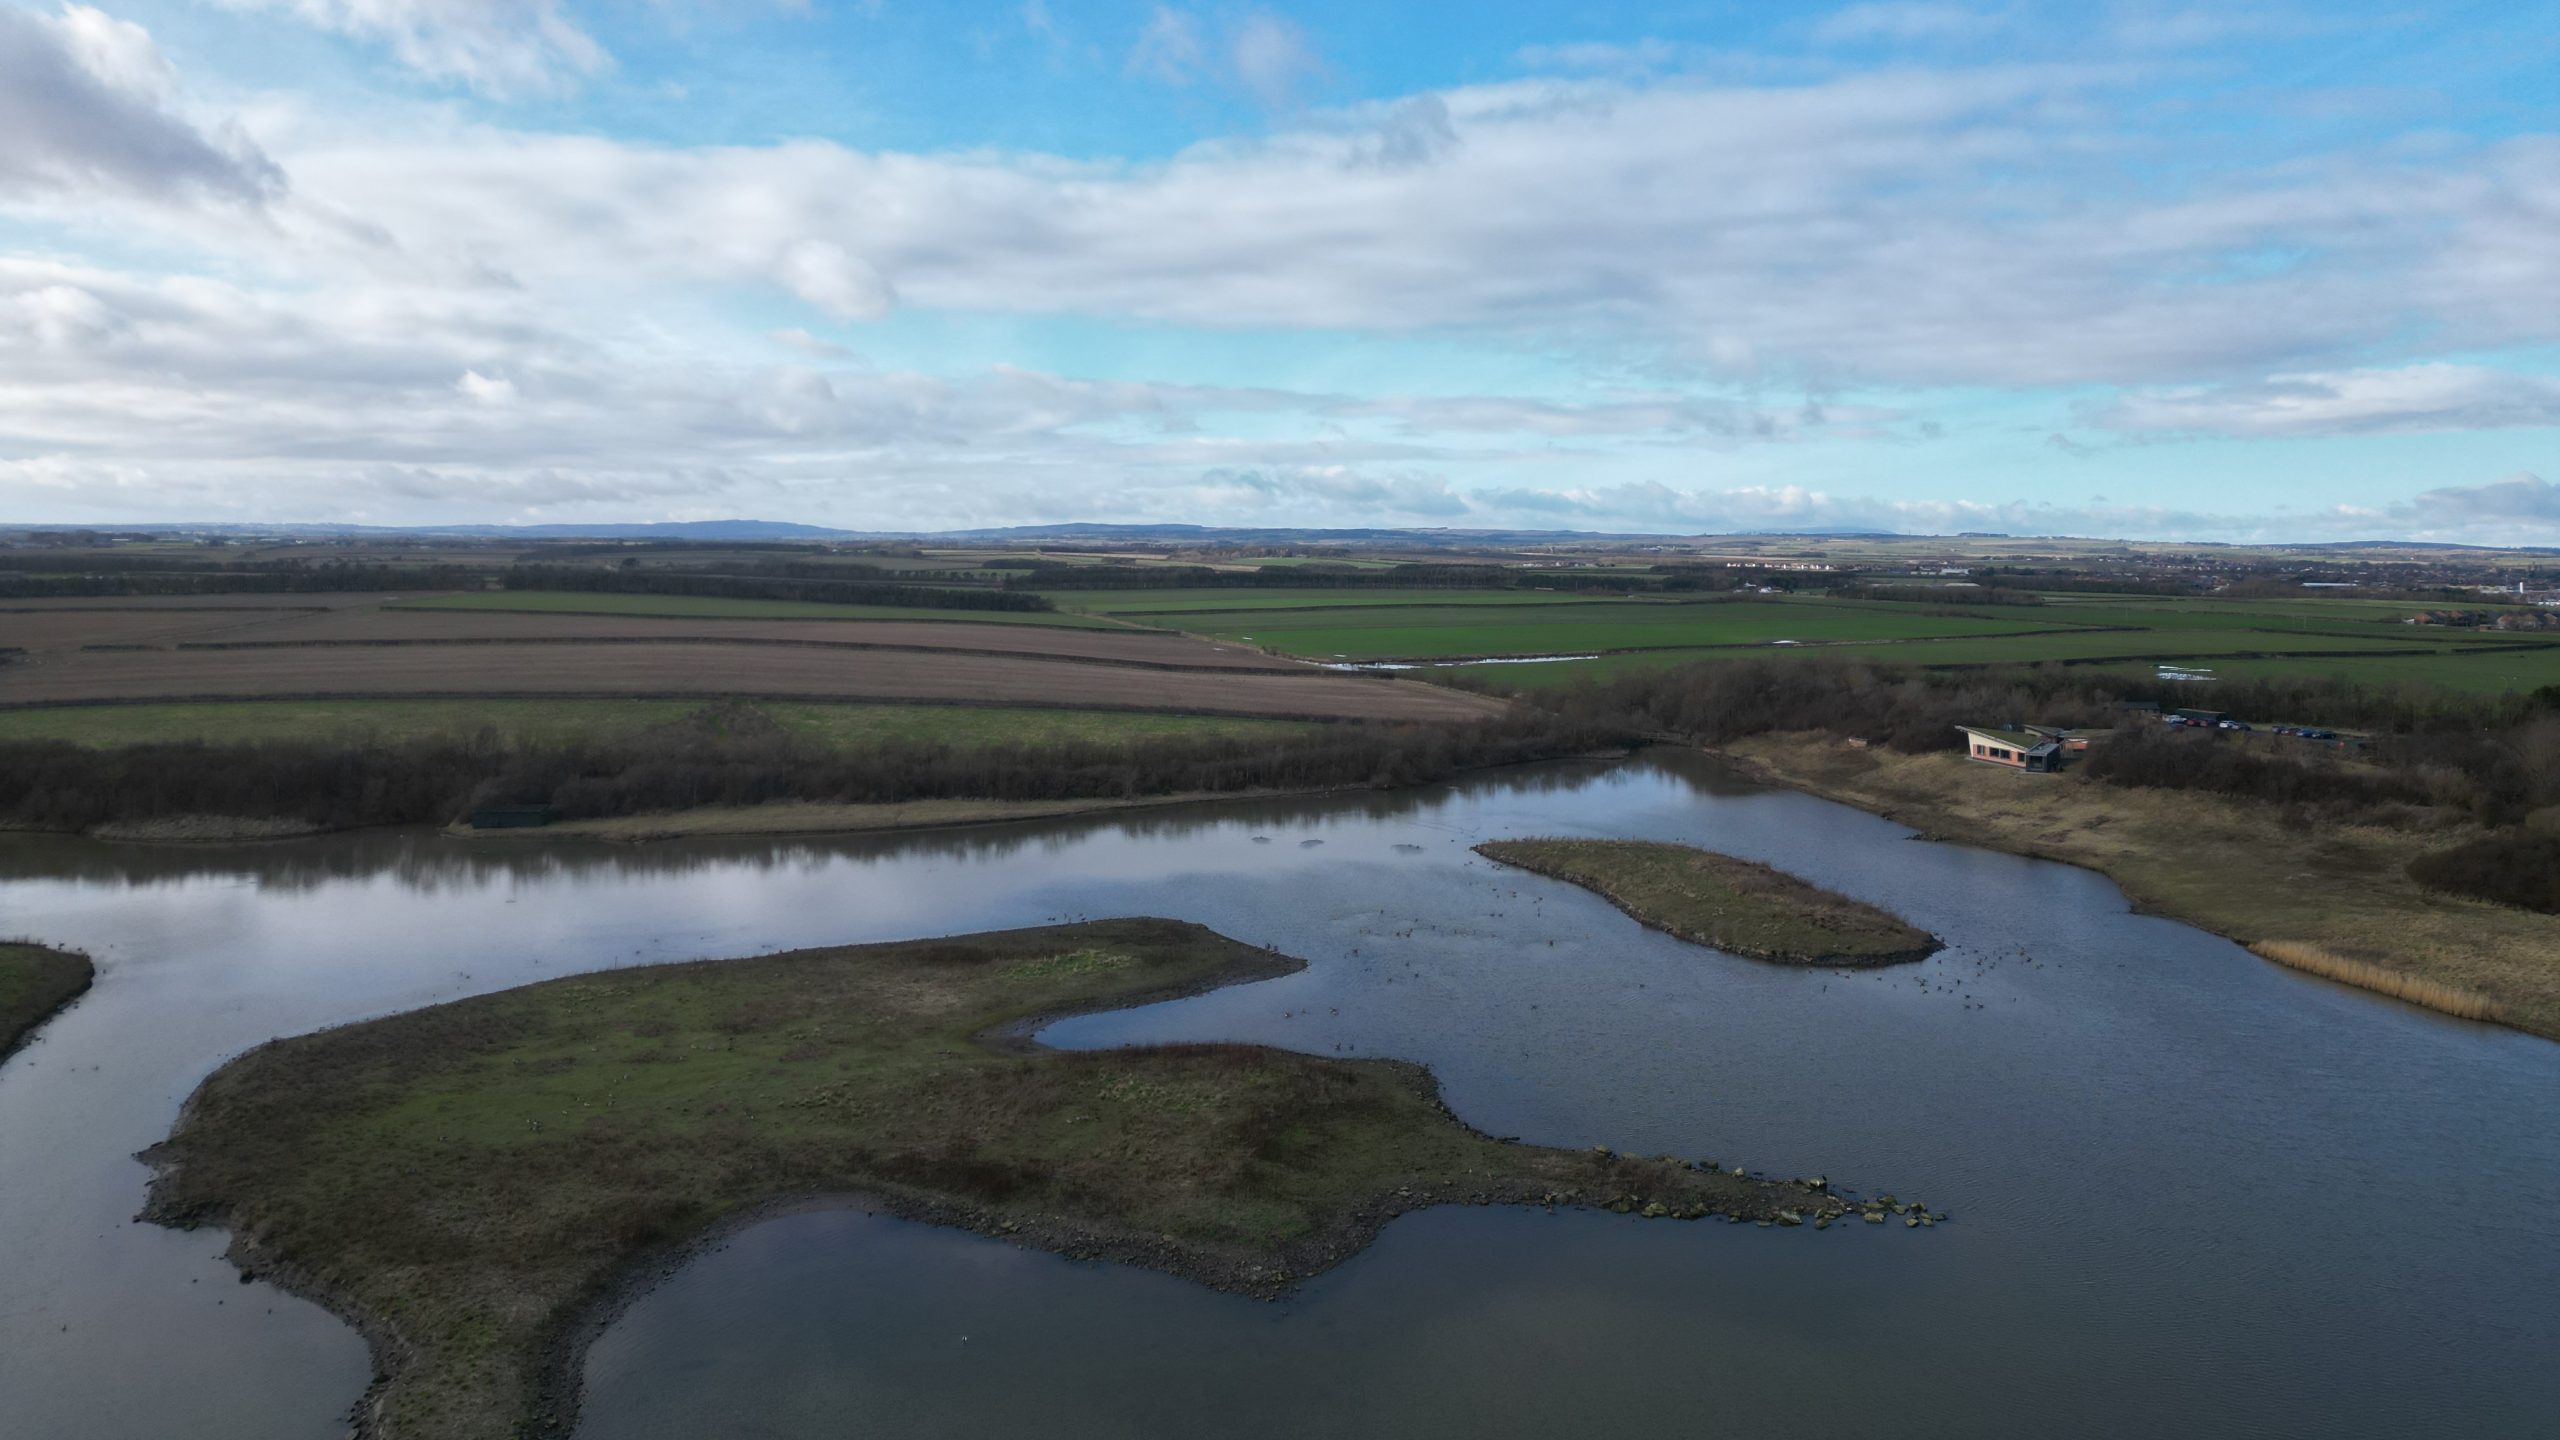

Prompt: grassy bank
xmin=143 ymin=919 xmax=1858 ymax=1440
xmin=0 ymin=942 xmax=94 ymax=1063
xmin=1476 ymin=838 xmax=1939 ymax=964
xmin=1715 ymin=734 xmax=2560 ymax=1038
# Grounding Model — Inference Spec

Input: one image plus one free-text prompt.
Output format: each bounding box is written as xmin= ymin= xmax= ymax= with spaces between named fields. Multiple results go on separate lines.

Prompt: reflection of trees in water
xmin=0 ymin=755 xmax=1752 ymax=895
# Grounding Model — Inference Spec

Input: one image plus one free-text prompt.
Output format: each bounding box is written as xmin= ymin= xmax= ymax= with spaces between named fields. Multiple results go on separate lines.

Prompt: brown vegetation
xmin=2248 ymin=941 xmax=2503 ymax=1023
xmin=0 ymin=942 xmax=94 ymax=1063
xmin=1714 ymin=734 xmax=2560 ymax=1039
xmin=0 ymin=609 xmax=326 ymax=651
xmin=1476 ymin=838 xmax=1937 ymax=964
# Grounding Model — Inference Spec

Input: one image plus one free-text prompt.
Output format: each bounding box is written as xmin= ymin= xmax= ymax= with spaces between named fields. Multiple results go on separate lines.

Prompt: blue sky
xmin=1 ymin=0 xmax=2555 ymax=539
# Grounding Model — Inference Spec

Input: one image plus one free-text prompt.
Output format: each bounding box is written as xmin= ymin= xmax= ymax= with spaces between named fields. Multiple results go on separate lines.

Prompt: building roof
xmin=1957 ymin=725 xmax=2058 ymax=752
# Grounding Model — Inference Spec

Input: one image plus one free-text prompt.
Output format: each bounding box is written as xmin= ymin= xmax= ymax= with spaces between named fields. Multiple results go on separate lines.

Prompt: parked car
xmin=2218 ymin=720 xmax=2252 ymax=732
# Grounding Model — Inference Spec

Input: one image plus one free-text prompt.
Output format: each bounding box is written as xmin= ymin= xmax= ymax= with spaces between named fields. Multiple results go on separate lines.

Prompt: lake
xmin=1 ymin=753 xmax=2553 ymax=1438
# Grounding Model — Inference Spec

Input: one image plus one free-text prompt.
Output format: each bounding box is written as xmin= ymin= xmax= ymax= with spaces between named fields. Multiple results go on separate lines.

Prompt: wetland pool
xmin=0 ymin=753 xmax=2552 ymax=1438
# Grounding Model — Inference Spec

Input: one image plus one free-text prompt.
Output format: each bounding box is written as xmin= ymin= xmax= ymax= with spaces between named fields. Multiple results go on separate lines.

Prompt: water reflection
xmin=0 ymin=756 xmax=1648 ymax=893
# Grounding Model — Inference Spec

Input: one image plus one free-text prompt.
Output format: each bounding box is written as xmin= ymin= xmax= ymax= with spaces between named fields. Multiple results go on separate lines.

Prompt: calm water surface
xmin=1 ymin=755 xmax=2553 ymax=1438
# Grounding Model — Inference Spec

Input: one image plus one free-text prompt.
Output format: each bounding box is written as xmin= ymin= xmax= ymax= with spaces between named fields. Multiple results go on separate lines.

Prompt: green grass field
xmin=1129 ymin=599 xmax=2060 ymax=661
xmin=1061 ymin=589 xmax=2504 ymax=669
xmin=1051 ymin=587 xmax=1628 ymax=615
xmin=1487 ymin=628 xmax=2554 ymax=690
xmin=395 ymin=590 xmax=1117 ymax=626
xmin=2114 ymin=648 xmax=2560 ymax=694
xmin=0 ymin=699 xmax=1315 ymax=750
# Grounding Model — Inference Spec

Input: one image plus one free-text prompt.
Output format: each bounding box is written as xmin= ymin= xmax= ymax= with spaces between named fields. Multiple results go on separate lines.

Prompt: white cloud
xmin=1512 ymin=39 xmax=1685 ymax=75
xmin=170 ymin=68 xmax=2542 ymax=390
xmin=0 ymin=3 xmax=282 ymax=204
xmin=1359 ymin=94 xmax=1459 ymax=170
xmin=1812 ymin=3 xmax=2011 ymax=44
xmin=5 ymin=31 xmax=2557 ymax=537
xmin=2381 ymin=471 xmax=2560 ymax=530
xmin=455 ymin=368 xmax=515 ymax=404
xmin=215 ymin=0 xmax=611 ymax=97
xmin=1230 ymin=11 xmax=1322 ymax=109
xmin=2100 ymin=364 xmax=2560 ymax=438
xmin=768 ymin=326 xmax=853 ymax=358
xmin=774 ymin=239 xmax=894 ymax=322
xmin=1127 ymin=6 xmax=1322 ymax=107
xmin=1126 ymin=5 xmax=1205 ymax=85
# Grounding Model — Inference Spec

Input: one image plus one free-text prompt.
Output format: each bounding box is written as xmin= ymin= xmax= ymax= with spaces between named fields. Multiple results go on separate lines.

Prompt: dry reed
xmin=2248 ymin=940 xmax=2502 ymax=1023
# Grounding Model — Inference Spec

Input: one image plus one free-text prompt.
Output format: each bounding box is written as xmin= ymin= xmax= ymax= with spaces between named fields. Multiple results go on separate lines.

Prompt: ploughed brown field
xmin=0 ymin=597 xmax=1505 ymax=724
xmin=121 ymin=607 xmax=1307 ymax=670
xmin=0 ymin=609 xmax=331 ymax=650
xmin=0 ymin=592 xmax=406 ymax=611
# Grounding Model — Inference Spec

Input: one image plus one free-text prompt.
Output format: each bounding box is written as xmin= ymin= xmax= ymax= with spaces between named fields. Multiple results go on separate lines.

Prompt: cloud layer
xmin=0 ymin=2 xmax=2554 ymax=538
xmin=215 ymin=0 xmax=608 ymax=96
xmin=0 ymin=4 xmax=281 ymax=203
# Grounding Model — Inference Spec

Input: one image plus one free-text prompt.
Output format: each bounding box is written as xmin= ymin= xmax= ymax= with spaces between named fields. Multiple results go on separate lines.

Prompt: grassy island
xmin=143 ymin=919 xmax=1858 ymax=1440
xmin=1 ymin=942 xmax=94 ymax=1063
xmin=1477 ymin=839 xmax=1941 ymax=965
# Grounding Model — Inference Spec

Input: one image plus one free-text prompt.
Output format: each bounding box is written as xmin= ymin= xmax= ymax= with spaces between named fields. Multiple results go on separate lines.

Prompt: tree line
xmin=0 ymin=564 xmax=481 ymax=597
xmin=0 ymin=709 xmax=1615 ymax=835
xmin=499 ymin=566 xmax=1055 ymax=612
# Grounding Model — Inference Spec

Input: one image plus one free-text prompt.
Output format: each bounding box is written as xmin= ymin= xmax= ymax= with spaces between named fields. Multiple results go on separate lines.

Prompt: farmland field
xmin=1051 ymin=587 xmax=1629 ymax=615
xmin=1480 ymin=620 xmax=2556 ymax=689
xmin=0 ymin=642 xmax=1498 ymax=721
xmin=0 ymin=593 xmax=1501 ymax=726
xmin=1041 ymin=585 xmax=2560 ymax=674
xmin=2111 ymin=648 xmax=2560 ymax=694
xmin=111 ymin=608 xmax=1298 ymax=669
xmin=395 ymin=590 xmax=1120 ymax=626
xmin=1119 ymin=599 xmax=2062 ymax=660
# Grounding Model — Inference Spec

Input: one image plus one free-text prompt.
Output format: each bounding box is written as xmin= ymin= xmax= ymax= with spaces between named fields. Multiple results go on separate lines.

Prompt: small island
xmin=1477 ymin=838 xmax=1941 ymax=965
xmin=0 ymin=942 xmax=94 ymax=1063
xmin=143 ymin=919 xmax=1861 ymax=1440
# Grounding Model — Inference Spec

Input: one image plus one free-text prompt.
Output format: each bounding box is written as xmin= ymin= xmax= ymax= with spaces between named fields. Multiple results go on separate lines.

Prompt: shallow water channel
xmin=1 ymin=754 xmax=2554 ymax=1438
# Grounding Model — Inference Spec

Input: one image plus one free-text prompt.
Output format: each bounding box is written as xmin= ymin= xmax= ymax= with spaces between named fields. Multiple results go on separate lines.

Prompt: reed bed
xmin=2248 ymin=940 xmax=2502 ymax=1023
